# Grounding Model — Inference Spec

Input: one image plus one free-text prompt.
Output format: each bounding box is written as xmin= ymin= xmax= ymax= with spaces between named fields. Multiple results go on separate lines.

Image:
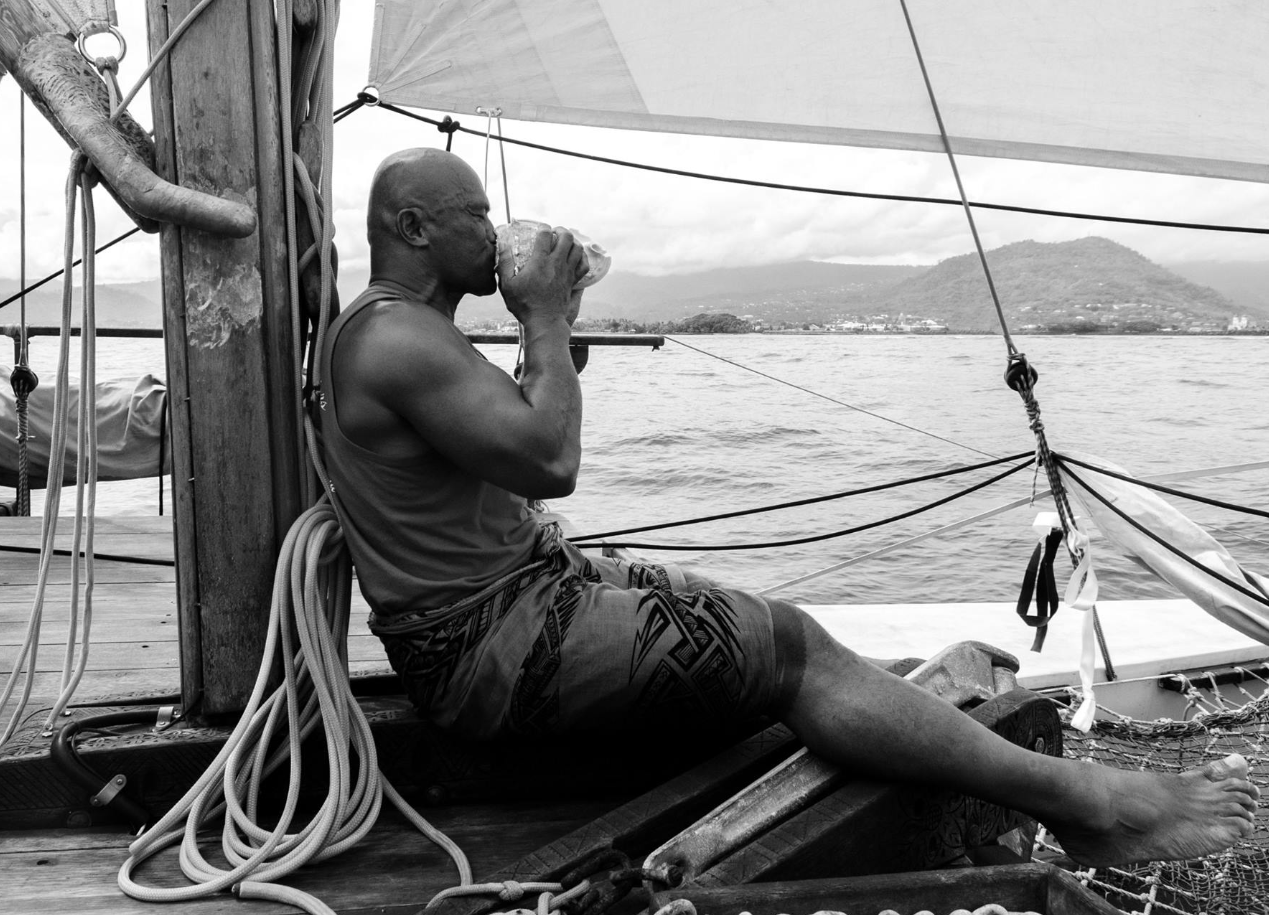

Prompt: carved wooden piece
xmin=146 ymin=0 xmax=302 ymax=714
xmin=689 ymin=688 xmax=1062 ymax=886
xmin=643 ymin=641 xmax=1021 ymax=882
xmin=0 ymin=0 xmax=255 ymax=237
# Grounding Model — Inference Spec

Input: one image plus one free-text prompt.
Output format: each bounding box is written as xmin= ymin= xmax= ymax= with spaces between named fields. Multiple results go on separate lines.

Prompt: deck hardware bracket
xmin=90 ymin=773 xmax=127 ymax=807
xmin=155 ymin=705 xmax=178 ymax=728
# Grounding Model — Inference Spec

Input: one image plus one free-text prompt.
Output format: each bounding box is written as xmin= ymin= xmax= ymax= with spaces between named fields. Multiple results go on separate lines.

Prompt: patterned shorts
xmin=369 ymin=524 xmax=778 ymax=740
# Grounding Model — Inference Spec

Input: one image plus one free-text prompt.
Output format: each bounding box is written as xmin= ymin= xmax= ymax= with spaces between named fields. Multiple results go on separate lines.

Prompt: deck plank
xmin=0 ymin=800 xmax=615 ymax=914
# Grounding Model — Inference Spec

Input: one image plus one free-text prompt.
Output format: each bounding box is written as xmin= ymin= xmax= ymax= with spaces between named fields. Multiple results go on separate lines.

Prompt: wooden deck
xmin=0 ymin=514 xmax=388 ymax=716
xmin=0 ymin=514 xmax=620 ymax=913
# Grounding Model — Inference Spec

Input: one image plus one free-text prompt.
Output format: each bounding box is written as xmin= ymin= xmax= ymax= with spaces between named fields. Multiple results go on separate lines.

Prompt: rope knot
xmin=498 ymin=881 xmax=525 ymax=901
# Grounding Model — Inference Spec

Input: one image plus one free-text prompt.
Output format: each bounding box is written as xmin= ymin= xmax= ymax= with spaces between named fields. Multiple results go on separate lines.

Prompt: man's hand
xmin=499 ymin=227 xmax=587 ymax=326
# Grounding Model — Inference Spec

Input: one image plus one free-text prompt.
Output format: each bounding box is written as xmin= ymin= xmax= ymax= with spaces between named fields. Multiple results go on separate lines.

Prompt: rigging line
xmin=665 ymin=335 xmax=999 ymax=459
xmin=578 ymin=457 xmax=1034 ymax=552
xmin=571 ymin=450 xmax=1034 ymax=542
xmin=108 ymin=0 xmax=219 ymax=123
xmin=1056 ymin=454 xmax=1269 ymax=520
xmin=496 ymin=113 xmax=511 ymax=224
xmin=760 ymin=488 xmax=1044 ymax=596
xmin=765 ymin=457 xmax=1269 ymax=596
xmin=1060 ymin=464 xmax=1269 ymax=610
xmin=362 ymin=99 xmax=1269 ymax=237
xmin=897 ymin=0 xmax=1012 ymax=355
xmin=19 ymin=92 xmax=27 ymax=364
xmin=0 ymin=228 xmax=142 ymax=313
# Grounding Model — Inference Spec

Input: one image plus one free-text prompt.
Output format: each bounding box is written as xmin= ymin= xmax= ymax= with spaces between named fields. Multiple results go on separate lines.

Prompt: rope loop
xmin=357 ymin=87 xmax=381 ymax=107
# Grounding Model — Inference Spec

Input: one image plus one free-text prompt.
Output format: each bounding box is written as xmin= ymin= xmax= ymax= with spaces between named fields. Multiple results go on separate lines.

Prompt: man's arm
xmin=368 ymin=228 xmax=585 ymax=498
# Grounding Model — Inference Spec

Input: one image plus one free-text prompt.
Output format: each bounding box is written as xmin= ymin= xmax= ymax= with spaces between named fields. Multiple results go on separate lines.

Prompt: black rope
xmin=571 ymin=450 xmax=1034 ymax=542
xmin=1059 ymin=464 xmax=1269 ymax=609
xmin=0 ymin=543 xmax=174 ymax=567
xmin=576 ymin=457 xmax=1034 ymax=552
xmin=354 ymin=97 xmax=1269 ymax=237
xmin=665 ymin=336 xmax=998 ymax=459
xmin=1055 ymin=454 xmax=1269 ymax=520
xmin=0 ymin=227 xmax=142 ymax=314
xmin=332 ymin=96 xmax=365 ymax=124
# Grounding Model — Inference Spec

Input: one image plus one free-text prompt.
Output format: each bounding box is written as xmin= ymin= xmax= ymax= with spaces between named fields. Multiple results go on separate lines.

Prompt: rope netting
xmin=1039 ymin=685 xmax=1269 ymax=915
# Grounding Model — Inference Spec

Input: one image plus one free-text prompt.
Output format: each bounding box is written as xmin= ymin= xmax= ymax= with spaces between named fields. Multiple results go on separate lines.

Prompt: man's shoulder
xmin=335 ymin=292 xmax=478 ymax=388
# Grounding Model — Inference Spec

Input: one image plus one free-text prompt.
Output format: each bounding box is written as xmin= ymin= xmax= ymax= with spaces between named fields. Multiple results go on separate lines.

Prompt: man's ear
xmin=396 ymin=207 xmax=430 ymax=248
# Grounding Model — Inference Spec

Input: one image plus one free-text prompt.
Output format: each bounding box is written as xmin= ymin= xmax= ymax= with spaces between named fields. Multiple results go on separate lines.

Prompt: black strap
xmin=1015 ymin=528 xmax=1065 ymax=651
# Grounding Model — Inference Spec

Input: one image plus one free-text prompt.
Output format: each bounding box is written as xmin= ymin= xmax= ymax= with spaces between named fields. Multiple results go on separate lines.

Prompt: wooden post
xmin=145 ymin=0 xmax=302 ymax=715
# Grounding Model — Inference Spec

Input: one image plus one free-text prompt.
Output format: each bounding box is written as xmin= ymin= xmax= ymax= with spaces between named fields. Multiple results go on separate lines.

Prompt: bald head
xmin=366 ymin=148 xmax=499 ymax=304
xmin=367 ymin=148 xmax=484 ymax=246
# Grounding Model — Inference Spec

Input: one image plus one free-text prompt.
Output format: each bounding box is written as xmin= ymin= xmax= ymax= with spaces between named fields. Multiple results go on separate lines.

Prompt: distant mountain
xmin=4 ymin=239 xmax=1259 ymax=336
xmin=0 ymin=279 xmax=162 ymax=329
xmin=337 ymin=261 xmax=922 ymax=326
xmin=1162 ymin=260 xmax=1269 ymax=318
xmin=872 ymin=237 xmax=1244 ymax=332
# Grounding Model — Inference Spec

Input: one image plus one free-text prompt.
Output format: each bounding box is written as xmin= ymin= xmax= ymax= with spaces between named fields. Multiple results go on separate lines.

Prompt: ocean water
xmin=19 ymin=333 xmax=1269 ymax=605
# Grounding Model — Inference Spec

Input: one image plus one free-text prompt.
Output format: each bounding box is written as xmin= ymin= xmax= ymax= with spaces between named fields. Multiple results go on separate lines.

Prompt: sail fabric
xmin=1059 ymin=453 xmax=1269 ymax=646
xmin=367 ymin=0 xmax=1269 ymax=183
xmin=0 ymin=370 xmax=169 ymax=490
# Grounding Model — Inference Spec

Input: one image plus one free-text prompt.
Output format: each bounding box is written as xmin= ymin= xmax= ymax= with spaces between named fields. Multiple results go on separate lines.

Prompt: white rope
xmin=117 ymin=501 xmax=470 ymax=910
xmin=0 ymin=156 xmax=89 ymax=746
xmin=43 ymin=168 xmax=100 ymax=730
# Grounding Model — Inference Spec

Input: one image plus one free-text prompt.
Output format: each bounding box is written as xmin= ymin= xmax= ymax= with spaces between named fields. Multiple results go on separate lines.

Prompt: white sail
xmin=368 ymin=0 xmax=1269 ymax=183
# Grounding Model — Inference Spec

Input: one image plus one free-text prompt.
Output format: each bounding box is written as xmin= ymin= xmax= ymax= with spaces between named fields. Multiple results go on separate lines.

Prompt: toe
xmin=1204 ymin=753 xmax=1249 ymax=782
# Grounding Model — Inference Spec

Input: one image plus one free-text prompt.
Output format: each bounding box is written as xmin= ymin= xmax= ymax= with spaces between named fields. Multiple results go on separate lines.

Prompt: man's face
xmin=429 ymin=176 xmax=498 ymax=297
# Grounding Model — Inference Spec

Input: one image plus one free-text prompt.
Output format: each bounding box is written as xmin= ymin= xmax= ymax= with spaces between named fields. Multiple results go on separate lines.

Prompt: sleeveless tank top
xmin=318 ymin=282 xmax=540 ymax=615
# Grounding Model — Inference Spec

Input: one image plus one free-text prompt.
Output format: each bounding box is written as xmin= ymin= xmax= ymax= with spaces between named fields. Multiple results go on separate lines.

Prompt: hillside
xmin=0 ymin=280 xmax=162 ymax=329
xmin=337 ymin=261 xmax=922 ymax=327
xmin=3 ymin=239 xmax=1260 ymax=335
xmin=874 ymin=237 xmax=1244 ymax=333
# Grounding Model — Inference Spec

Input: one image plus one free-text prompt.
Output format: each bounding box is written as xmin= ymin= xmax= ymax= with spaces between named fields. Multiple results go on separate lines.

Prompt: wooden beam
xmin=144 ymin=0 xmax=302 ymax=715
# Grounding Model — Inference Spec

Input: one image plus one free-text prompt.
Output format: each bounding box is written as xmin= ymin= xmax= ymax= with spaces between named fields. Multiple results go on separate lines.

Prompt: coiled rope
xmin=118 ymin=499 xmax=470 ymax=914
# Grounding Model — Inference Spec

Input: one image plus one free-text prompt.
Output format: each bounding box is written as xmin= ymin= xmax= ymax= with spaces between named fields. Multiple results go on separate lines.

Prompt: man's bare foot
xmin=1046 ymin=754 xmax=1260 ymax=867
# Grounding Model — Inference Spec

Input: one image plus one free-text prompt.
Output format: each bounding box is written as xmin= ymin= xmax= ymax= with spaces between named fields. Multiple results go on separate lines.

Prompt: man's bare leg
xmin=769 ymin=602 xmax=1260 ymax=867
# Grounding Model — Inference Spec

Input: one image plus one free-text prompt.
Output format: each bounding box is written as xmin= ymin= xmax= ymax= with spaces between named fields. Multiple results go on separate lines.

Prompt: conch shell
xmin=496 ymin=219 xmax=611 ymax=289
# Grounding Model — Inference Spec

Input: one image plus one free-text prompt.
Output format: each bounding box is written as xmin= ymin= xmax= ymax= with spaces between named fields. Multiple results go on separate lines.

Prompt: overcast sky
xmin=2 ymin=3 xmax=1267 ymax=286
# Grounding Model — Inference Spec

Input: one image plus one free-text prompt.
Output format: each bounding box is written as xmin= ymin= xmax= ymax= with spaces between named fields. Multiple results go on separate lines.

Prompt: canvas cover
xmin=0 ymin=371 xmax=168 ymax=490
xmin=368 ymin=0 xmax=1269 ymax=182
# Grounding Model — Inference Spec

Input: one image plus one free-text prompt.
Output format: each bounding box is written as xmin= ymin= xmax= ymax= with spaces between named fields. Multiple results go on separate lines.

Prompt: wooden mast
xmin=144 ymin=0 xmax=303 ymax=715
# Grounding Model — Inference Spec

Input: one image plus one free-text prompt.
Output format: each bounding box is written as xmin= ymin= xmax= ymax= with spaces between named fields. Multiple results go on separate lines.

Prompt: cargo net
xmin=1034 ymin=673 xmax=1269 ymax=915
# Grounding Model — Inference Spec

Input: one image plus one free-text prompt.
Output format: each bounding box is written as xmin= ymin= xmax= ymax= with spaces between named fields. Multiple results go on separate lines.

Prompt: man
xmin=320 ymin=147 xmax=1258 ymax=868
